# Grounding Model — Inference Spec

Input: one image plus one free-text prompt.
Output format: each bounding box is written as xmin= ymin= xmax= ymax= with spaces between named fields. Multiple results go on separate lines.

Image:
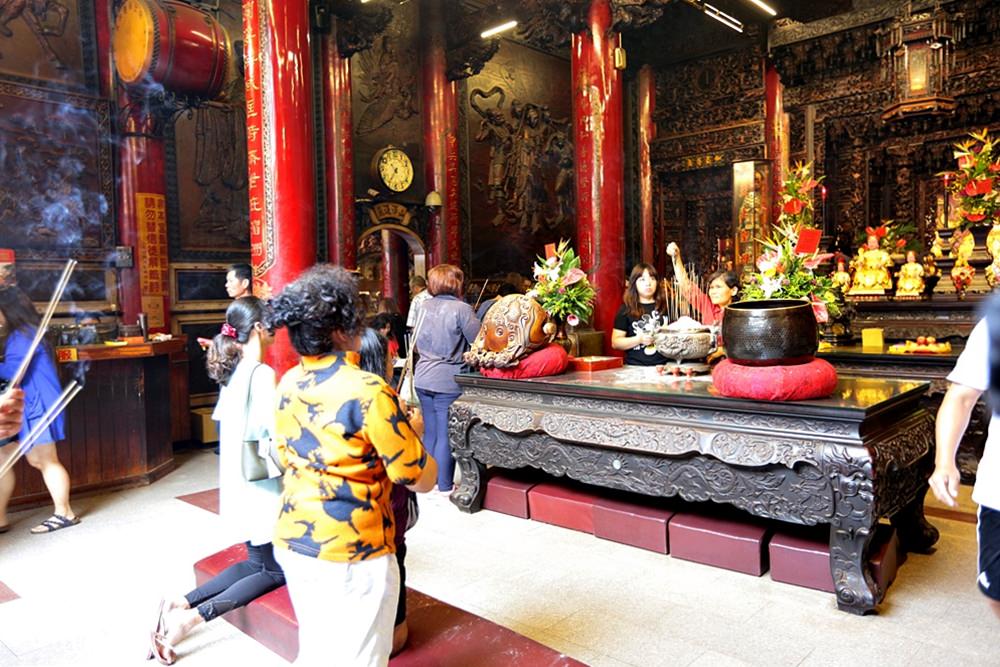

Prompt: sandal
xmin=147 ymin=600 xmax=166 ymax=660
xmin=149 ymin=631 xmax=176 ymax=666
xmin=29 ymin=514 xmax=80 ymax=534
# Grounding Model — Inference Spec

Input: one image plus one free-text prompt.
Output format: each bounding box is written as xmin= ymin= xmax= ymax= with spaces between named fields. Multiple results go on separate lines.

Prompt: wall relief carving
xmin=333 ymin=1 xmax=392 ymax=58
xmin=0 ymin=82 xmax=113 ymax=260
xmin=469 ymin=86 xmax=572 ymax=233
xmin=0 ymin=0 xmax=93 ymax=90
xmin=355 ymin=33 xmax=419 ymax=136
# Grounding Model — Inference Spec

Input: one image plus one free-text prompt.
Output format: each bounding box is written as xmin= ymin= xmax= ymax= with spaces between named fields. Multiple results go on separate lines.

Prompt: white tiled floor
xmin=0 ymin=450 xmax=997 ymax=666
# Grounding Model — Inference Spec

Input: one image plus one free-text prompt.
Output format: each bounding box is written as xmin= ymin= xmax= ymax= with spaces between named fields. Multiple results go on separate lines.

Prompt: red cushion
xmin=712 ymin=358 xmax=838 ymax=401
xmin=480 ymin=344 xmax=569 ymax=379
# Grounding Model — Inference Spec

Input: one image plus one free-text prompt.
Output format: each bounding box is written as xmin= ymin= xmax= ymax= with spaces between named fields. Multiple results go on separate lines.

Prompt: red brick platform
xmin=669 ymin=512 xmax=771 ymax=576
xmin=483 ymin=472 xmax=538 ymax=519
xmin=769 ymin=523 xmax=905 ymax=593
xmin=194 ymin=543 xmax=586 ymax=666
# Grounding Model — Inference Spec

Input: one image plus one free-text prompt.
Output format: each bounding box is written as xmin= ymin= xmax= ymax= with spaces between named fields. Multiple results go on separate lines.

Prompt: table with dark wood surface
xmin=447 ymin=367 xmax=939 ymax=615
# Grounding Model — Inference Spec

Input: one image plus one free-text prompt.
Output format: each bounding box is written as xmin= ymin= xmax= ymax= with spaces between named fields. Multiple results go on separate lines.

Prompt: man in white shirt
xmin=930 ymin=317 xmax=1000 ymax=619
xmin=406 ymin=276 xmax=432 ymax=330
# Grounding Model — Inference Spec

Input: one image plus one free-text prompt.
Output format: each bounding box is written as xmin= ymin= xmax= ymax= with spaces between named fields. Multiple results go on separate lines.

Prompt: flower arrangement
xmin=528 ymin=239 xmax=596 ymax=326
xmin=741 ymin=221 xmax=841 ymax=323
xmin=945 ymin=128 xmax=1000 ymax=226
xmin=777 ymin=161 xmax=823 ymax=229
xmin=854 ymin=219 xmax=921 ymax=255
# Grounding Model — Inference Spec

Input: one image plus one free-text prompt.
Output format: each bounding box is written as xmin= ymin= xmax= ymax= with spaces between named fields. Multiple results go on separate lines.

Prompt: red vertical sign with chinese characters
xmin=243 ymin=0 xmax=266 ymax=292
xmin=135 ymin=193 xmax=168 ymax=329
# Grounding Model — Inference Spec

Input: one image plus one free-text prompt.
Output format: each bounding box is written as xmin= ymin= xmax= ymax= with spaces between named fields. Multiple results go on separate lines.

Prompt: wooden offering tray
xmin=887 ymin=337 xmax=952 ymax=355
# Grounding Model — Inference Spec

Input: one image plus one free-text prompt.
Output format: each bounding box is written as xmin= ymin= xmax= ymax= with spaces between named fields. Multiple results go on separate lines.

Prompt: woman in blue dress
xmin=0 ymin=286 xmax=78 ymax=534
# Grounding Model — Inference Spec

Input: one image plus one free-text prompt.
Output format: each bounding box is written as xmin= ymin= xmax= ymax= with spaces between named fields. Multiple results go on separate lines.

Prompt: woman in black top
xmin=611 ymin=263 xmax=670 ymax=366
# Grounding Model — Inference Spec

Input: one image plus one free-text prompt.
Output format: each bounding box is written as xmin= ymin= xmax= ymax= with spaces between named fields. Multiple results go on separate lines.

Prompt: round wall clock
xmin=372 ymin=146 xmax=414 ymax=193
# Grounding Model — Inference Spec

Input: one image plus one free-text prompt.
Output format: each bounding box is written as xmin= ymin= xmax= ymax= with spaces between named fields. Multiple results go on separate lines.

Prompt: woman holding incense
xmin=413 ymin=263 xmax=480 ymax=494
xmin=667 ymin=242 xmax=739 ymax=327
xmin=612 ymin=263 xmax=671 ymax=366
xmin=0 ymin=286 xmax=77 ymax=534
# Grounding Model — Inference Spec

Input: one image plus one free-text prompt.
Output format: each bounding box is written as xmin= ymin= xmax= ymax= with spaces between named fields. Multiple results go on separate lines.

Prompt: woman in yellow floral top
xmin=268 ymin=265 xmax=437 ymax=666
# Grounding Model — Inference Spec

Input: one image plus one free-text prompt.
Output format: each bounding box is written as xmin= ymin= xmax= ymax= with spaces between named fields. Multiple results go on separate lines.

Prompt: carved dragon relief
xmin=461 ymin=392 xmax=833 ymax=468
xmin=333 ymin=1 xmax=392 ymax=58
xmin=466 ymin=426 xmax=835 ymax=526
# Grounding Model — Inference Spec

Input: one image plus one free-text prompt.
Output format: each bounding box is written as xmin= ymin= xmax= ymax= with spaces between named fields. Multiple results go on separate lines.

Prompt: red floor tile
xmin=177 ymin=488 xmax=220 ymax=514
xmin=0 ymin=580 xmax=19 ymax=604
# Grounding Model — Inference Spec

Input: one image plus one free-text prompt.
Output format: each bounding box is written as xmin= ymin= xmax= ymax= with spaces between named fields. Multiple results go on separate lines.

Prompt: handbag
xmin=240 ymin=364 xmax=284 ymax=482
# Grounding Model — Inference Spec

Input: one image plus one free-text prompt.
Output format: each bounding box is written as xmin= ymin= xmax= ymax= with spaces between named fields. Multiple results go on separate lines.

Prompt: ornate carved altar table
xmin=448 ymin=368 xmax=939 ymax=615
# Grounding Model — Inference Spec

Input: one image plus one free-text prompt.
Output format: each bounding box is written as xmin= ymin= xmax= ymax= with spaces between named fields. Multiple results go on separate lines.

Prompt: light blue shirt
xmin=413 ymin=295 xmax=480 ymax=394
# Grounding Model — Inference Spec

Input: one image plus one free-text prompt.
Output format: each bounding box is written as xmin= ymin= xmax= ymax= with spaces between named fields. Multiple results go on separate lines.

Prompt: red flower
xmin=896 ymin=238 xmax=907 ymax=249
xmin=964 ymin=178 xmax=994 ymax=196
xmin=958 ymin=155 xmax=974 ymax=169
xmin=990 ymin=162 xmax=1000 ymax=173
xmin=782 ymin=198 xmax=805 ymax=215
xmin=810 ymin=299 xmax=829 ymax=324
xmin=801 ymin=179 xmax=818 ymax=192
xmin=965 ymin=212 xmax=986 ymax=223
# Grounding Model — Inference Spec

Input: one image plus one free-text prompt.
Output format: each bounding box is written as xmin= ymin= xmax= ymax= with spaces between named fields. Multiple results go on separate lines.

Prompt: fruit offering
xmin=887 ymin=336 xmax=952 ymax=354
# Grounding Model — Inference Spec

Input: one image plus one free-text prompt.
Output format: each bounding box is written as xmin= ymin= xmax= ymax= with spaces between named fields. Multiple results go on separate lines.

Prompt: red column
xmin=244 ymin=0 xmax=318 ymax=374
xmin=117 ymin=102 xmax=170 ymax=333
xmin=381 ymin=230 xmax=399 ymax=301
xmin=422 ymin=0 xmax=461 ymax=268
xmin=321 ymin=28 xmax=356 ymax=269
xmin=572 ymin=0 xmax=625 ymax=353
xmin=637 ymin=65 xmax=656 ymax=266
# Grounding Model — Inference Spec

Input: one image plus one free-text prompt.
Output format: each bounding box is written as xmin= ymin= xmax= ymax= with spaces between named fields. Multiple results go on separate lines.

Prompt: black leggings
xmin=185 ymin=541 xmax=285 ymax=622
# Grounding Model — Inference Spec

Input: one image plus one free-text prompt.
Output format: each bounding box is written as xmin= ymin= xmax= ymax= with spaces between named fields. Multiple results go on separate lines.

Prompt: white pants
xmin=276 ymin=548 xmax=400 ymax=666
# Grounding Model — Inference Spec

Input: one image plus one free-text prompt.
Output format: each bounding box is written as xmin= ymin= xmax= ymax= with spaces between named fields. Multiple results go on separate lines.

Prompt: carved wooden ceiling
xmin=455 ymin=0 xmax=857 ymax=65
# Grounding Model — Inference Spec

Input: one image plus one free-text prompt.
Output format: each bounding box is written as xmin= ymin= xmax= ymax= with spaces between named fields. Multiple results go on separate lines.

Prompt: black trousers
xmin=185 ymin=541 xmax=285 ymax=622
xmin=394 ymin=543 xmax=408 ymax=626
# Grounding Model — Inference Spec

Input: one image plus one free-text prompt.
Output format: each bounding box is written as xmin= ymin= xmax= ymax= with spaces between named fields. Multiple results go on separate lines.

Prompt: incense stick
xmin=0 ymin=381 xmax=81 ymax=479
xmin=7 ymin=259 xmax=76 ymax=389
xmin=396 ymin=308 xmax=427 ymax=397
xmin=473 ymin=279 xmax=490 ymax=311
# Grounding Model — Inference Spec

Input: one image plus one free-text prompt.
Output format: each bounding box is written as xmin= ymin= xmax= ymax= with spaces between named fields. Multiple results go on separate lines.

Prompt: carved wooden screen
xmin=0 ymin=82 xmax=114 ymax=261
xmin=460 ymin=39 xmax=575 ymax=279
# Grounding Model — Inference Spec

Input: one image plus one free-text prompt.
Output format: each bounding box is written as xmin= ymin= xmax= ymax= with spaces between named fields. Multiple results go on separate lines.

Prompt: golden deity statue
xmin=987 ymin=236 xmax=1000 ymax=289
xmin=848 ymin=235 xmax=893 ymax=296
xmin=895 ymin=250 xmax=924 ymax=299
xmin=832 ymin=259 xmax=852 ymax=292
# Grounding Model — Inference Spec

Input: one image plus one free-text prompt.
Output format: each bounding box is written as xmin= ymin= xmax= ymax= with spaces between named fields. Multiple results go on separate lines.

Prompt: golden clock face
xmin=376 ymin=147 xmax=414 ymax=193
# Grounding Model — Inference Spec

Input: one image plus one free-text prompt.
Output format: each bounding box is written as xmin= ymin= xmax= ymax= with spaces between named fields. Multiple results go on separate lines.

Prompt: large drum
xmin=113 ymin=0 xmax=233 ymax=100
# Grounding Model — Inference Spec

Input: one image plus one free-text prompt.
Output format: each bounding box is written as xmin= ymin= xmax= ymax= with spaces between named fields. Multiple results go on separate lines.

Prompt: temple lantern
xmin=876 ymin=2 xmax=964 ymax=122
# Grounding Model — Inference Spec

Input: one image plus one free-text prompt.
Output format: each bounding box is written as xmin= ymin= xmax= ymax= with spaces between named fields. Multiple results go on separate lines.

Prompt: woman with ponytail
xmin=148 ymin=297 xmax=285 ymax=665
